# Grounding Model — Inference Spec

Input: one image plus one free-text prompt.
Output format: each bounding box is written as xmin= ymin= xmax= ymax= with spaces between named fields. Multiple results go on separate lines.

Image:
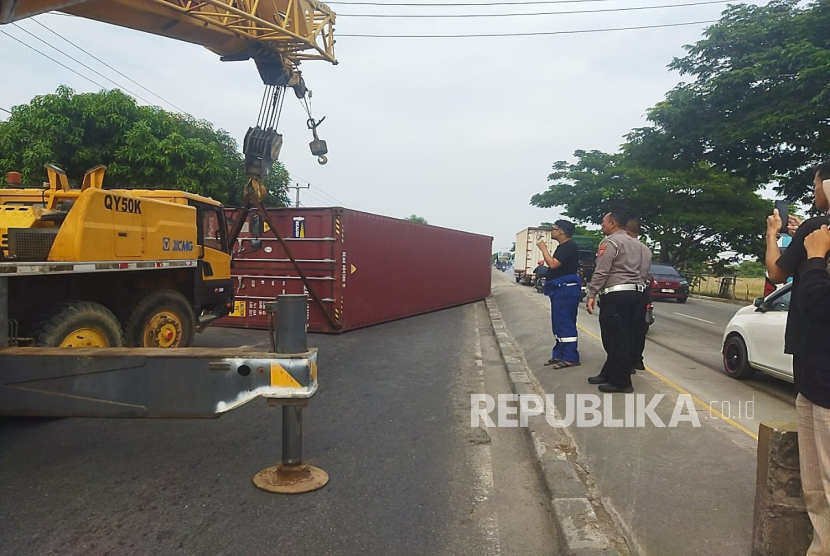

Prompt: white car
xmin=721 ymin=282 xmax=793 ymax=382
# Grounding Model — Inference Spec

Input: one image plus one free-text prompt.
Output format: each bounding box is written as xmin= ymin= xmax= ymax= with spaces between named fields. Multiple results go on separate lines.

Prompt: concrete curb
xmin=485 ymin=297 xmax=624 ymax=556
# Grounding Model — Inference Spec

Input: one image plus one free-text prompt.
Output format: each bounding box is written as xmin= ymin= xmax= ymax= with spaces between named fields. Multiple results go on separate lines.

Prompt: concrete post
xmin=752 ymin=422 xmax=812 ymax=556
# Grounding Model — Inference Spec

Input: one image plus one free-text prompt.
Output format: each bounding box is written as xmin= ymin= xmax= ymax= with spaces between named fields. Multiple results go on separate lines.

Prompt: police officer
xmin=537 ymin=220 xmax=582 ymax=368
xmin=626 ymin=219 xmax=653 ymax=373
xmin=585 ymin=211 xmax=643 ymax=393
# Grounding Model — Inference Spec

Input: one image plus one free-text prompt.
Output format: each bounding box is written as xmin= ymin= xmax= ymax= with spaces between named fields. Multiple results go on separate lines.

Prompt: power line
xmin=339 ymin=19 xmax=716 ymax=36
xmin=306 ymin=186 xmax=344 ymax=206
xmin=301 ymin=187 xmax=341 ymax=207
xmin=302 ymin=190 xmax=333 ymax=206
xmin=0 ymin=107 xmax=10 ymax=114
xmin=330 ymin=0 xmax=623 ymax=5
xmin=11 ymin=22 xmax=156 ymax=105
xmin=288 ymin=172 xmax=349 ymax=207
xmin=339 ymin=0 xmax=729 ymax=17
xmin=0 ymin=29 xmax=109 ymax=89
xmin=33 ymin=18 xmax=186 ymax=113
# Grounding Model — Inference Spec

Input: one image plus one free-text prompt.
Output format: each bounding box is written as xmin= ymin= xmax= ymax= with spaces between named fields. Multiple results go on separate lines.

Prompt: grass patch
xmin=690 ymin=276 xmax=765 ymax=302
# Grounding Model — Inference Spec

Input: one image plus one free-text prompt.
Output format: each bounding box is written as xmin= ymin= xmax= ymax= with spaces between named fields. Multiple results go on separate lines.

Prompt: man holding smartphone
xmin=766 ymin=159 xmax=830 ymax=554
xmin=537 ymin=220 xmax=581 ymax=369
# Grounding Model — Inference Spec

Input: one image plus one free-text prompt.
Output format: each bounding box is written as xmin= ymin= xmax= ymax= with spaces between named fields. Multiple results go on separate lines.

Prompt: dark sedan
xmin=649 ymin=263 xmax=689 ymax=303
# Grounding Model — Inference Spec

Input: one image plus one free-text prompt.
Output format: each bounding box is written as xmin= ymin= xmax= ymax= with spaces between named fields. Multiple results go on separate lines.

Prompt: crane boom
xmin=1 ymin=0 xmax=338 ymax=175
xmin=0 ymin=0 xmax=337 ymax=84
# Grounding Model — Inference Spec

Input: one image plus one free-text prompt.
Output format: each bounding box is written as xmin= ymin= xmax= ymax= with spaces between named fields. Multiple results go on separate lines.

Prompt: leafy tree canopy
xmin=531 ymin=150 xmax=769 ymax=266
xmin=731 ymin=259 xmax=767 ymax=278
xmin=0 ymin=86 xmax=289 ymax=207
xmin=404 ymin=214 xmax=429 ymax=224
xmin=629 ymin=0 xmax=830 ymax=203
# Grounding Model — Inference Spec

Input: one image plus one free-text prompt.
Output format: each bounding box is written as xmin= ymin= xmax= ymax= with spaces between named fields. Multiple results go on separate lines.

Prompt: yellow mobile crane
xmin=0 ymin=0 xmax=337 ymax=438
xmin=0 ymin=0 xmax=337 ymax=348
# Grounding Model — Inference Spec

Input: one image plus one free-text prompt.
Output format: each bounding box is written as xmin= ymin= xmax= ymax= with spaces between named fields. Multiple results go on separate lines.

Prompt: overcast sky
xmin=0 ymin=1 xmax=767 ymax=252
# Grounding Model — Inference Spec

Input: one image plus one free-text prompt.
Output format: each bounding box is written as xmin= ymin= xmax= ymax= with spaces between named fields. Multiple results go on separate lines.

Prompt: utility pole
xmin=287 ymin=182 xmax=310 ymax=207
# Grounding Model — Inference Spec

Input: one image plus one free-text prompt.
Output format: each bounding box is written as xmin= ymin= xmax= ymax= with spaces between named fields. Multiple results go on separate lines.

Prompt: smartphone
xmin=775 ymin=200 xmax=788 ymax=234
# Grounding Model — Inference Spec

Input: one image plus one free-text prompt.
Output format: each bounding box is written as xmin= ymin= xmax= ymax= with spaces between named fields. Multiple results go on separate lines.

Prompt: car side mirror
xmin=753 ymin=297 xmax=768 ymax=312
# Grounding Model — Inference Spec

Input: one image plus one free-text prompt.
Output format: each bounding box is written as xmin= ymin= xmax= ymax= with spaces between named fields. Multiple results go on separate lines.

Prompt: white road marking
xmin=673 ymin=312 xmax=715 ymax=324
xmin=473 ymin=311 xmax=501 ymax=556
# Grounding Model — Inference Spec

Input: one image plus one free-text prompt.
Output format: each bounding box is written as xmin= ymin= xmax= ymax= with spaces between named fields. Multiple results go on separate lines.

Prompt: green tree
xmin=531 ymin=150 xmax=769 ymax=266
xmin=263 ymin=161 xmax=290 ymax=207
xmin=631 ymin=0 xmax=830 ymax=204
xmin=732 ymin=260 xmax=767 ymax=278
xmin=0 ymin=86 xmax=255 ymax=205
xmin=405 ymin=215 xmax=428 ymax=224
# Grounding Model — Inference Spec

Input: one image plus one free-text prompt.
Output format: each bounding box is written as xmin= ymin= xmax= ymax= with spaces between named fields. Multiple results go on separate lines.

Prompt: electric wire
xmin=330 ymin=0 xmax=632 ymax=5
xmin=11 ymin=23 xmax=156 ymax=105
xmin=0 ymin=29 xmax=109 ymax=89
xmin=291 ymin=184 xmax=328 ymax=206
xmin=32 ymin=18 xmax=186 ymax=113
xmin=338 ymin=0 xmax=729 ymax=17
xmin=0 ymin=107 xmax=10 ymax=114
xmin=289 ymin=172 xmax=349 ymax=207
xmin=302 ymin=190 xmax=333 ymax=206
xmin=339 ymin=19 xmax=716 ymax=36
xmin=297 ymin=181 xmax=348 ymax=208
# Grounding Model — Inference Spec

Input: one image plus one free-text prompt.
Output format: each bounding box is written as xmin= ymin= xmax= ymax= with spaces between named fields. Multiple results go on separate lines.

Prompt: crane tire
xmin=32 ymin=301 xmax=123 ymax=348
xmin=120 ymin=289 xmax=196 ymax=348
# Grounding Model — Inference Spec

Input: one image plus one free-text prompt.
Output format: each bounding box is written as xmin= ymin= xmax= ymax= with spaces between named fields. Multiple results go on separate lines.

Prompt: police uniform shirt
xmin=588 ymin=231 xmax=642 ymax=298
xmin=634 ymin=240 xmax=653 ymax=284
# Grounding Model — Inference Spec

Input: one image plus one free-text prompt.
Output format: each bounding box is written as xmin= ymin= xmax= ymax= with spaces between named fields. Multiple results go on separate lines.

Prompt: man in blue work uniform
xmin=537 ymin=220 xmax=581 ymax=369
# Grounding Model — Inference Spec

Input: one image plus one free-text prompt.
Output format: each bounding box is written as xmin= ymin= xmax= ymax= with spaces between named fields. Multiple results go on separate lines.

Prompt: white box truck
xmin=515 ymin=227 xmax=556 ymax=285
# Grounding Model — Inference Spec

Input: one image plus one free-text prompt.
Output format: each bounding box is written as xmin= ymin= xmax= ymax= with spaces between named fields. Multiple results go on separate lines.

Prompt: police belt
xmin=599 ymin=283 xmax=645 ymax=296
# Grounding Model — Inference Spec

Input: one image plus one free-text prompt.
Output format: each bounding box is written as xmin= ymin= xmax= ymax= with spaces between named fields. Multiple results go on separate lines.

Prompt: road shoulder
xmin=485 ymin=271 xmax=757 ymax=556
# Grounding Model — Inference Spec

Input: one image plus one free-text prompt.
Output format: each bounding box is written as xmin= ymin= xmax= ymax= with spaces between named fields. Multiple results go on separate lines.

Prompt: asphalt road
xmin=0 ymin=302 xmax=558 ymax=556
xmin=647 ymin=295 xmax=798 ymax=407
xmin=497 ymin=266 xmax=798 ymax=431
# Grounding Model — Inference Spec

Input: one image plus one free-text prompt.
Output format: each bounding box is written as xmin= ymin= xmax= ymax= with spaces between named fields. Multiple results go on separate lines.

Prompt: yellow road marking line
xmin=576 ymin=323 xmax=758 ymax=440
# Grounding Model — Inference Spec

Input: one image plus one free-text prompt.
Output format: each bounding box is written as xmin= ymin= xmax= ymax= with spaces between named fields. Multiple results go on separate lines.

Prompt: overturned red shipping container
xmin=216 ymin=207 xmax=492 ymax=333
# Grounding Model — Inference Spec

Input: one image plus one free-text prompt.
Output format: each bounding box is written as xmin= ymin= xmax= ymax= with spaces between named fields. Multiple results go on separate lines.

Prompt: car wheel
xmin=723 ymin=335 xmax=755 ymax=379
xmin=677 ymin=297 xmax=687 ymax=304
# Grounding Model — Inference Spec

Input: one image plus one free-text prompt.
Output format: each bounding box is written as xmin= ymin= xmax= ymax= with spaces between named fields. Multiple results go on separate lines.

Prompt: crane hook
xmin=308 ymin=117 xmax=329 ymax=164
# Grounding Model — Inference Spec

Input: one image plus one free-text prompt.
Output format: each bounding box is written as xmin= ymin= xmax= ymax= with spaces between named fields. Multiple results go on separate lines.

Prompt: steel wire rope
xmin=33 ymin=18 xmax=186 ymax=113
xmin=339 ymin=19 xmax=716 ymax=36
xmin=11 ymin=23 xmax=156 ymax=105
xmin=338 ymin=0 xmax=730 ymax=17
